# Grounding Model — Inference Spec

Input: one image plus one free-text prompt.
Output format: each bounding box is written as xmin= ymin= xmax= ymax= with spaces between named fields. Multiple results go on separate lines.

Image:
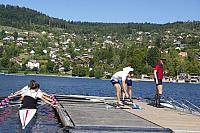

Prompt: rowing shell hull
xmin=19 ymin=109 xmax=37 ymax=129
xmin=160 ymin=103 xmax=174 ymax=109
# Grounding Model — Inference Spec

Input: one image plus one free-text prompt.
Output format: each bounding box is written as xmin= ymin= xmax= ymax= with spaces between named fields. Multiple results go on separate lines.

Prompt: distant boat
xmin=177 ymin=79 xmax=185 ymax=83
xmin=190 ymin=73 xmax=199 ymax=83
xmin=185 ymin=79 xmax=190 ymax=83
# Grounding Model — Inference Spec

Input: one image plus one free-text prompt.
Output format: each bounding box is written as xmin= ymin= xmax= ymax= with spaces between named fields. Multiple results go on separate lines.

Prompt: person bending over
xmin=111 ymin=67 xmax=134 ymax=106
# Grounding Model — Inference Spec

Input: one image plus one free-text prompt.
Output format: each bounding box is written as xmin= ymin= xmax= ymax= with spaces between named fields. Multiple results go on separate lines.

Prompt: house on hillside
xmin=173 ymin=41 xmax=187 ymax=49
xmin=15 ymin=57 xmax=23 ymax=66
xmin=26 ymin=60 xmax=40 ymax=69
xmin=43 ymin=49 xmax=48 ymax=54
xmin=30 ymin=50 xmax=35 ymax=55
xmin=3 ymin=36 xmax=14 ymax=42
xmin=178 ymin=52 xmax=187 ymax=58
xmin=17 ymin=37 xmax=24 ymax=42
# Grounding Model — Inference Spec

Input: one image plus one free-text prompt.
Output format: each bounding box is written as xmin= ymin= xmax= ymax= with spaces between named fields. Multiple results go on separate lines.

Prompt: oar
xmin=0 ymin=96 xmax=7 ymax=100
xmin=0 ymin=96 xmax=11 ymax=108
xmin=0 ymin=96 xmax=22 ymax=109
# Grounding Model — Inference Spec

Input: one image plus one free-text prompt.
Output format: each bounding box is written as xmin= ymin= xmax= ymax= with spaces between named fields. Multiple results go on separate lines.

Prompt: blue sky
xmin=1 ymin=0 xmax=200 ymax=24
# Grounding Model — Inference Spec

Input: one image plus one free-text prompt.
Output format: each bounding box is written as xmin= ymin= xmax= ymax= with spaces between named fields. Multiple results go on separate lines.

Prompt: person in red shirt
xmin=154 ymin=58 xmax=165 ymax=107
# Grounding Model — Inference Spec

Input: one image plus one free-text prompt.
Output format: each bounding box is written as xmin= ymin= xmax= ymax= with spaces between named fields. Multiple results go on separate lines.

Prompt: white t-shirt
xmin=111 ymin=71 xmax=129 ymax=81
xmin=111 ymin=67 xmax=133 ymax=82
xmin=22 ymin=89 xmax=43 ymax=99
xmin=20 ymin=85 xmax=29 ymax=93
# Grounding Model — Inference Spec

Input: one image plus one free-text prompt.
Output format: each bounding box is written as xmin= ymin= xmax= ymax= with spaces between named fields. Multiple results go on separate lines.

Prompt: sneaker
xmin=118 ymin=101 xmax=124 ymax=106
xmin=128 ymin=99 xmax=134 ymax=103
xmin=115 ymin=106 xmax=120 ymax=109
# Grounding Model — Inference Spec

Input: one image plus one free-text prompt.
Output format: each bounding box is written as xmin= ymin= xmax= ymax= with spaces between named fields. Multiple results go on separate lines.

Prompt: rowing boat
xmin=19 ymin=109 xmax=37 ymax=129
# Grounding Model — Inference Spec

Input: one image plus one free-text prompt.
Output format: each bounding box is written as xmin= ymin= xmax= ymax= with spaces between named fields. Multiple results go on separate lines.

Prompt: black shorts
xmin=111 ymin=79 xmax=120 ymax=86
xmin=126 ymin=79 xmax=132 ymax=86
xmin=155 ymin=79 xmax=162 ymax=85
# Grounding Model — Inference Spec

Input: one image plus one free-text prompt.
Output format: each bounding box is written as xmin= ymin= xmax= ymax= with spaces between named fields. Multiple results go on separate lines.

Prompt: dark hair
xmin=28 ymin=80 xmax=36 ymax=87
xmin=30 ymin=83 xmax=40 ymax=90
xmin=126 ymin=63 xmax=132 ymax=67
xmin=35 ymin=83 xmax=40 ymax=88
xmin=128 ymin=71 xmax=133 ymax=74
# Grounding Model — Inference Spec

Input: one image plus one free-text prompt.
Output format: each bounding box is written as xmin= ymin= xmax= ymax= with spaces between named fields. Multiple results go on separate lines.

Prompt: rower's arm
xmin=40 ymin=95 xmax=53 ymax=106
xmin=122 ymin=80 xmax=129 ymax=98
xmin=40 ymin=94 xmax=57 ymax=107
xmin=154 ymin=69 xmax=158 ymax=83
xmin=42 ymin=94 xmax=53 ymax=102
xmin=40 ymin=89 xmax=51 ymax=98
xmin=9 ymin=91 xmax=22 ymax=97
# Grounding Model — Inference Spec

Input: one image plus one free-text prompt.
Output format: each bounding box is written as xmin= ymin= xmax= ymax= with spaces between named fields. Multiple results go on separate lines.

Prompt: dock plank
xmin=126 ymin=99 xmax=200 ymax=133
xmin=56 ymin=96 xmax=172 ymax=133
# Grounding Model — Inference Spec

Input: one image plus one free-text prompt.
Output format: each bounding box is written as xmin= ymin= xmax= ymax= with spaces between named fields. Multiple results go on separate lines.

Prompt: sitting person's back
xmin=21 ymin=83 xmax=42 ymax=109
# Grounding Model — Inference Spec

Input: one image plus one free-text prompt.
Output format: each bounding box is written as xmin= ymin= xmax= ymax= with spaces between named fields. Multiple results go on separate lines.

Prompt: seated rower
xmin=10 ymin=82 xmax=57 ymax=108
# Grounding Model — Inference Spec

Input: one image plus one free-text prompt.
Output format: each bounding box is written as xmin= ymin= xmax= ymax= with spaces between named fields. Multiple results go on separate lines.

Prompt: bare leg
xmin=157 ymin=85 xmax=163 ymax=107
xmin=157 ymin=85 xmax=163 ymax=95
xmin=155 ymin=86 xmax=158 ymax=107
xmin=114 ymin=83 xmax=121 ymax=104
xmin=128 ymin=86 xmax=132 ymax=101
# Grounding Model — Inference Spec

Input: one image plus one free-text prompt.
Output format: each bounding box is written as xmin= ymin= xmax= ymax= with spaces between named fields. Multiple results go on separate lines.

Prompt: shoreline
xmin=0 ymin=73 xmax=199 ymax=84
xmin=0 ymin=72 xmax=96 ymax=79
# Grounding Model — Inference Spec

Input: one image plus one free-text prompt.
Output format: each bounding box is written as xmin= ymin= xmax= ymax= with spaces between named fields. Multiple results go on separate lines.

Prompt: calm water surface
xmin=0 ymin=74 xmax=200 ymax=132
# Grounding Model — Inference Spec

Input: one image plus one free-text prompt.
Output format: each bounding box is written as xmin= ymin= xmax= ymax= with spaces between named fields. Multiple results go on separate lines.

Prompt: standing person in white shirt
xmin=110 ymin=67 xmax=134 ymax=106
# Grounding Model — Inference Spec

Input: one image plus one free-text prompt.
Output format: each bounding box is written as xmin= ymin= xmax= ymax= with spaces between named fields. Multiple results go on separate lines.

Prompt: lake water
xmin=0 ymin=74 xmax=200 ymax=132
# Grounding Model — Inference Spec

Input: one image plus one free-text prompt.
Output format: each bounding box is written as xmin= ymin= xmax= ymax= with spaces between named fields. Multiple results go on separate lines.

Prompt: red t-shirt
xmin=154 ymin=64 xmax=164 ymax=79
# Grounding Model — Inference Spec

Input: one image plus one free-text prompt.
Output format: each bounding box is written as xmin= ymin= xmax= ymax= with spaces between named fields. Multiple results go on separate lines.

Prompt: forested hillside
xmin=0 ymin=4 xmax=200 ymax=79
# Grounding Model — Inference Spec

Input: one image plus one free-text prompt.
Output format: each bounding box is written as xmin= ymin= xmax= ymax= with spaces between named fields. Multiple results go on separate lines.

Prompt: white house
xmin=17 ymin=37 xmax=24 ymax=42
xmin=41 ymin=31 xmax=47 ymax=34
xmin=43 ymin=49 xmax=48 ymax=54
xmin=26 ymin=60 xmax=40 ymax=69
xmin=3 ymin=36 xmax=14 ymax=41
xmin=30 ymin=50 xmax=35 ymax=54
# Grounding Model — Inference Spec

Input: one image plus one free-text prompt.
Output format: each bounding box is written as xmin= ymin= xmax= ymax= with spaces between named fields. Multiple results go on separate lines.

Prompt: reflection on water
xmin=0 ymin=104 xmax=61 ymax=133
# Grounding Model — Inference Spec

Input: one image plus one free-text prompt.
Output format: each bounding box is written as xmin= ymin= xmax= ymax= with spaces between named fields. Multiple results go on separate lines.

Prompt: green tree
xmin=72 ymin=65 xmax=79 ymax=76
xmin=94 ymin=65 xmax=104 ymax=78
xmin=130 ymin=48 xmax=146 ymax=76
xmin=0 ymin=46 xmax=3 ymax=58
xmin=79 ymin=66 xmax=87 ymax=77
xmin=13 ymin=31 xmax=18 ymax=40
xmin=46 ymin=60 xmax=55 ymax=73
xmin=0 ymin=56 xmax=9 ymax=68
xmin=154 ymin=35 xmax=162 ymax=48
xmin=40 ymin=64 xmax=47 ymax=73
xmin=142 ymin=64 xmax=153 ymax=75
xmin=63 ymin=60 xmax=71 ymax=72
xmin=147 ymin=47 xmax=160 ymax=67
xmin=188 ymin=60 xmax=200 ymax=74
xmin=165 ymin=49 xmax=181 ymax=76
xmin=0 ymin=30 xmax=6 ymax=39
xmin=8 ymin=61 xmax=19 ymax=73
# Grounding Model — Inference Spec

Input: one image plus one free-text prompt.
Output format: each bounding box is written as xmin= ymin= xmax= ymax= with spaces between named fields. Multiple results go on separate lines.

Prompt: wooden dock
xmin=54 ymin=95 xmax=200 ymax=133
